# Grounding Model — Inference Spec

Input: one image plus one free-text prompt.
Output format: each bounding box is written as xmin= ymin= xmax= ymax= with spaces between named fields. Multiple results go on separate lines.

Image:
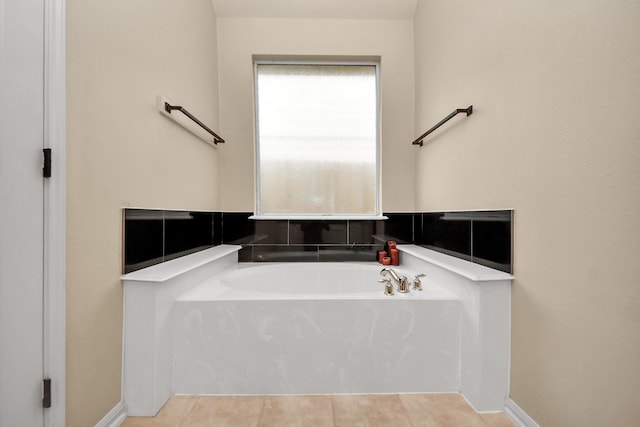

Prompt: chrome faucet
xmin=380 ymin=267 xmax=410 ymax=293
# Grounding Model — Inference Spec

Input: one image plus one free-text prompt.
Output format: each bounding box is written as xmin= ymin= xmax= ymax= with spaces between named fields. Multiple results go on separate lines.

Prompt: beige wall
xmin=414 ymin=1 xmax=640 ymax=426
xmin=217 ymin=17 xmax=415 ymax=212
xmin=65 ymin=1 xmax=640 ymax=425
xmin=66 ymin=0 xmax=220 ymax=425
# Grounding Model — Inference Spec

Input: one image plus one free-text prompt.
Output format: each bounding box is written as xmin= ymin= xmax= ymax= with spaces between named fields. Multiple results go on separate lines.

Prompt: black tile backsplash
xmin=123 ymin=209 xmax=215 ymax=273
xmin=164 ymin=211 xmax=214 ymax=261
xmin=213 ymin=212 xmax=223 ymax=245
xmin=220 ymin=212 xmax=256 ymax=244
xmin=252 ymin=245 xmax=316 ymax=262
xmin=418 ymin=211 xmax=513 ymax=271
xmin=255 ymin=220 xmax=289 ymax=244
xmin=421 ymin=212 xmax=472 ymax=260
xmin=318 ymin=245 xmax=381 ymax=262
xmin=289 ymin=220 xmax=347 ymax=244
xmin=348 ymin=220 xmax=385 ymax=244
xmin=124 ymin=209 xmax=513 ymax=274
xmin=124 ymin=209 xmax=164 ymax=272
xmin=382 ymin=213 xmax=414 ymax=243
xmin=471 ymin=210 xmax=512 ymax=272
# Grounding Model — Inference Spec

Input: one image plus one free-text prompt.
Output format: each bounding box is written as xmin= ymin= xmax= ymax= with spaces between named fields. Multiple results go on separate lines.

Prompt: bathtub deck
xmin=120 ymin=393 xmax=515 ymax=426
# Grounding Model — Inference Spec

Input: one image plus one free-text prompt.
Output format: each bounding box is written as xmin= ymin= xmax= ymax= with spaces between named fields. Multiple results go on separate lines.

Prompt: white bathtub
xmin=173 ymin=262 xmax=462 ymax=395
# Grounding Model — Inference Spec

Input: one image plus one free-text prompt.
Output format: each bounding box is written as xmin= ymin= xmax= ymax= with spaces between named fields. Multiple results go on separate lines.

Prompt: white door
xmin=0 ymin=0 xmax=46 ymax=425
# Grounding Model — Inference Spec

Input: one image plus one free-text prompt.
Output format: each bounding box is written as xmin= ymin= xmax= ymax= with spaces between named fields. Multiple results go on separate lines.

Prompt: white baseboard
xmin=94 ymin=401 xmax=127 ymax=427
xmin=504 ymin=398 xmax=540 ymax=427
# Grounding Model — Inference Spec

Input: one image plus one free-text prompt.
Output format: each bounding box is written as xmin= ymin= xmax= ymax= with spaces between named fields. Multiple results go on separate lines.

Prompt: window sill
xmin=248 ymin=215 xmax=388 ymax=221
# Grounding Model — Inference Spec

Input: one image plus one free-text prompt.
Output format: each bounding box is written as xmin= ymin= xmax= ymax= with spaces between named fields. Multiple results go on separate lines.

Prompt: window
xmin=254 ymin=62 xmax=379 ymax=217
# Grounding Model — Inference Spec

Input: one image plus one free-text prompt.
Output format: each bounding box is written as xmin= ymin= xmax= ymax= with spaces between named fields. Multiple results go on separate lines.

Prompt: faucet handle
xmin=378 ymin=278 xmax=394 ymax=296
xmin=413 ymin=274 xmax=426 ymax=291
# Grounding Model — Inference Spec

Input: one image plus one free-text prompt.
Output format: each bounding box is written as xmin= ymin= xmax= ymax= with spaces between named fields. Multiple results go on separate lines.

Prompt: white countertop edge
xmin=248 ymin=215 xmax=388 ymax=220
xmin=121 ymin=244 xmax=242 ymax=283
xmin=397 ymin=244 xmax=514 ymax=282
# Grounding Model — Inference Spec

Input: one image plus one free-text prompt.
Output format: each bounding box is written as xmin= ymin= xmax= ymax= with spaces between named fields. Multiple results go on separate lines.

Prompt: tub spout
xmin=380 ymin=268 xmax=410 ymax=293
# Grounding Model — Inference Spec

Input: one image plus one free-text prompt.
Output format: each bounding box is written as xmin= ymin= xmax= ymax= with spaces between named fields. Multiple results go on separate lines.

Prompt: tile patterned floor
xmin=120 ymin=393 xmax=514 ymax=427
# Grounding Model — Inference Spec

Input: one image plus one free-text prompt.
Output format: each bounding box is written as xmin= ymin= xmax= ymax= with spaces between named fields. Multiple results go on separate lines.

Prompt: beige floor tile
xmin=118 ymin=417 xmax=150 ymax=427
xmin=119 ymin=417 xmax=173 ymax=427
xmin=400 ymin=393 xmax=485 ymax=427
xmin=258 ymin=395 xmax=333 ymax=427
xmin=479 ymin=411 xmax=515 ymax=427
xmin=154 ymin=395 xmax=199 ymax=425
xmin=182 ymin=395 xmax=264 ymax=427
xmin=332 ymin=394 xmax=412 ymax=427
xmin=121 ymin=393 xmax=514 ymax=427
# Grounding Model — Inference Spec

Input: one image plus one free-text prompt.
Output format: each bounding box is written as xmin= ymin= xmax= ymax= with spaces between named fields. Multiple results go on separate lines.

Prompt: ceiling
xmin=210 ymin=0 xmax=418 ymax=19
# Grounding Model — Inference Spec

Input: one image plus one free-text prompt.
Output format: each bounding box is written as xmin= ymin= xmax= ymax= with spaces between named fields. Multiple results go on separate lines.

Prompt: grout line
xmin=330 ymin=395 xmax=336 ymax=427
xmin=397 ymin=393 xmax=416 ymax=427
xmin=346 ymin=220 xmax=350 ymax=244
xmin=255 ymin=395 xmax=266 ymax=427
xmin=176 ymin=395 xmax=199 ymax=427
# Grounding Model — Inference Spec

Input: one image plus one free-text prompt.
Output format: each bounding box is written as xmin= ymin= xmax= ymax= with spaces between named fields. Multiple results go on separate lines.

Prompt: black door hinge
xmin=43 ymin=148 xmax=52 ymax=178
xmin=43 ymin=378 xmax=51 ymax=408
